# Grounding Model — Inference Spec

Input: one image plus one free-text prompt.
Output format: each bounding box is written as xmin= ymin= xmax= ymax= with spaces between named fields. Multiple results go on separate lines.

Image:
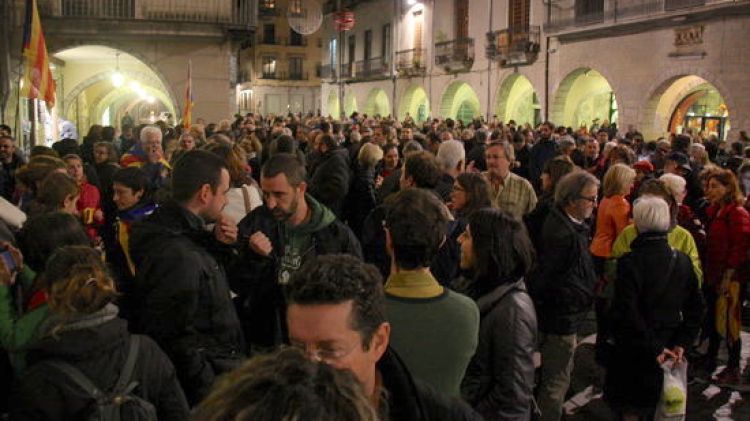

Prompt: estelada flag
xmin=21 ymin=0 xmax=56 ymax=107
xmin=182 ymin=60 xmax=193 ymax=129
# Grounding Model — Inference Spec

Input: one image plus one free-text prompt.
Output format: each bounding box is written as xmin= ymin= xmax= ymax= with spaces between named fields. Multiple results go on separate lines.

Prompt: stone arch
xmin=326 ymin=90 xmax=340 ymax=118
xmin=495 ymin=73 xmax=540 ymax=127
xmin=398 ymin=84 xmax=430 ymax=123
xmin=641 ymin=68 xmax=737 ymax=140
xmin=344 ymin=91 xmax=358 ymax=116
xmin=364 ymin=88 xmax=391 ymax=117
xmin=51 ymin=43 xmax=179 ymax=114
xmin=440 ymin=80 xmax=480 ymax=123
xmin=550 ymin=67 xmax=618 ymax=129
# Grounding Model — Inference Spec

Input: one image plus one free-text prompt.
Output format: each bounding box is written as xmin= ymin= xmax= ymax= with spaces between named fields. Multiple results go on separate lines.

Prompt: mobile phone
xmin=1 ymin=250 xmax=16 ymax=272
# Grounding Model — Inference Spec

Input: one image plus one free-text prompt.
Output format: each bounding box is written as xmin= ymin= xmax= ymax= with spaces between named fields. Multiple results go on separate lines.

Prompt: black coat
xmin=12 ymin=313 xmax=188 ymax=420
xmin=529 ymin=205 xmax=597 ymax=334
xmin=528 ymin=139 xmax=559 ymax=189
xmin=379 ymin=348 xmax=483 ymax=421
xmin=308 ymin=148 xmax=351 ymax=218
xmin=462 ymin=279 xmax=537 ymax=421
xmin=233 ymin=201 xmax=362 ymax=349
xmin=466 ymin=144 xmax=487 ymax=172
xmin=346 ymin=165 xmax=378 ymax=239
xmin=129 ymin=201 xmax=245 ymax=405
xmin=604 ymin=233 xmax=705 ymax=410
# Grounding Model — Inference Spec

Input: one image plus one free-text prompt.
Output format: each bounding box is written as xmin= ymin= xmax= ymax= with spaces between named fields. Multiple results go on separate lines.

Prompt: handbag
xmin=654 ymin=359 xmax=688 ymax=421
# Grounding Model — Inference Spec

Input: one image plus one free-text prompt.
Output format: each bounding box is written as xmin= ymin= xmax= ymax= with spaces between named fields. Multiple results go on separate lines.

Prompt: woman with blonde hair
xmin=11 ymin=246 xmax=189 ymax=419
xmin=591 ymin=164 xmax=636 ymax=273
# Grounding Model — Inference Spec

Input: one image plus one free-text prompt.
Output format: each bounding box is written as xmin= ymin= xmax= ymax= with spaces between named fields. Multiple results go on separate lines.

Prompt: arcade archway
xmin=495 ymin=74 xmax=540 ymax=127
xmin=344 ymin=92 xmax=358 ymax=117
xmin=326 ymin=90 xmax=340 ymax=118
xmin=364 ymin=88 xmax=391 ymax=118
xmin=644 ymin=75 xmax=730 ymax=140
xmin=440 ymin=81 xmax=480 ymax=124
xmin=399 ymin=85 xmax=430 ymax=123
xmin=53 ymin=45 xmax=177 ymax=132
xmin=551 ymin=68 xmax=617 ymax=129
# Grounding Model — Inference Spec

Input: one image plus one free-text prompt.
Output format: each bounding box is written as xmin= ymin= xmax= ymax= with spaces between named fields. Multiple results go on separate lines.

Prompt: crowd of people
xmin=0 ymin=112 xmax=748 ymax=420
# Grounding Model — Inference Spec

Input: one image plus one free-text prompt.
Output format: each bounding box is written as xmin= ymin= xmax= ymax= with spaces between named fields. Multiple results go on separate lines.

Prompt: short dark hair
xmin=467 ymin=208 xmax=535 ymax=286
xmin=193 ymin=347 xmax=377 ymax=421
xmin=262 ymin=153 xmax=306 ymax=186
xmin=320 ymin=134 xmax=337 ymax=150
xmin=171 ymin=150 xmax=227 ymax=203
xmin=113 ymin=167 xmax=149 ymax=195
xmin=455 ymin=172 xmax=493 ymax=218
xmin=18 ymin=212 xmax=90 ymax=272
xmin=285 ymin=255 xmax=386 ymax=349
xmin=403 ymin=151 xmax=440 ymax=189
xmin=385 ymin=188 xmax=447 ymax=270
xmin=0 ymin=124 xmax=11 ymax=134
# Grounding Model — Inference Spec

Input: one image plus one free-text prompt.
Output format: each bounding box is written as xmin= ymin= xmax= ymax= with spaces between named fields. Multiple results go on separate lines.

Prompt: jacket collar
xmin=385 ymin=270 xmax=444 ymax=299
xmin=475 ymin=278 xmax=527 ymax=315
xmin=377 ymin=347 xmax=424 ymax=420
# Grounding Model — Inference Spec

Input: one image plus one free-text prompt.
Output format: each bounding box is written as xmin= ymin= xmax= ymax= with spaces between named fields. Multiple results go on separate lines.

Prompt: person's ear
xmin=457 ymin=159 xmax=465 ymax=173
xmin=368 ymin=322 xmax=390 ymax=361
xmin=198 ymin=183 xmax=212 ymax=204
xmin=134 ymin=189 xmax=144 ymax=202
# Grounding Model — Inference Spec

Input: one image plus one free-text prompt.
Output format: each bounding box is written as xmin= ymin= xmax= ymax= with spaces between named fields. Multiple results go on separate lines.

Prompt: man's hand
xmin=656 ymin=348 xmax=677 ymax=364
xmin=214 ymin=215 xmax=238 ymax=245
xmin=248 ymin=231 xmax=273 ymax=257
xmin=375 ymin=175 xmax=384 ymax=189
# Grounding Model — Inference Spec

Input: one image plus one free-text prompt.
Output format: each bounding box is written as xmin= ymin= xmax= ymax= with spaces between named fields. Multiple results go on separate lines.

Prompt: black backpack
xmin=39 ymin=335 xmax=157 ymax=421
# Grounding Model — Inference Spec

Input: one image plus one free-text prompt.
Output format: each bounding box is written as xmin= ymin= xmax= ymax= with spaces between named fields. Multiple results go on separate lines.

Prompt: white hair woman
xmin=604 ymin=196 xmax=705 ymax=421
xmin=660 ymin=173 xmax=706 ymax=254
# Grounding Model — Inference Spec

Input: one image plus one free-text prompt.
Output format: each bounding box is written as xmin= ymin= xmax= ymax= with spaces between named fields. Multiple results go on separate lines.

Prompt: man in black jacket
xmin=530 ymin=170 xmax=599 ymax=421
xmin=285 ymin=254 xmax=482 ymax=421
xmin=130 ymin=150 xmax=244 ymax=405
xmin=308 ymin=134 xmax=351 ymax=218
xmin=234 ymin=153 xmax=361 ymax=350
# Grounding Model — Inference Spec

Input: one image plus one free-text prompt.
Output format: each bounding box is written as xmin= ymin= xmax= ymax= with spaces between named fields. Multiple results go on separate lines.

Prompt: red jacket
xmin=704 ymin=203 xmax=750 ymax=285
xmin=76 ymin=182 xmax=103 ymax=240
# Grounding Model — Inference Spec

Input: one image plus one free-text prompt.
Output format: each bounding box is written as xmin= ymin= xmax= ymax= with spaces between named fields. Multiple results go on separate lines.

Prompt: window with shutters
xmin=455 ymin=0 xmax=469 ymax=39
xmin=364 ymin=30 xmax=373 ymax=60
xmin=509 ymin=0 xmax=530 ymax=32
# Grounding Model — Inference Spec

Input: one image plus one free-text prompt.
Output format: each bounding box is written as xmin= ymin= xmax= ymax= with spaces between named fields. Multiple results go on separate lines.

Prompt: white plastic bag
xmin=654 ymin=360 xmax=688 ymax=421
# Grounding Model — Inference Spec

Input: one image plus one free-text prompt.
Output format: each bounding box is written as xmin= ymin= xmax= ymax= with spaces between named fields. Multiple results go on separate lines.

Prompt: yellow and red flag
xmin=21 ymin=0 xmax=56 ymax=107
xmin=182 ymin=60 xmax=193 ymax=128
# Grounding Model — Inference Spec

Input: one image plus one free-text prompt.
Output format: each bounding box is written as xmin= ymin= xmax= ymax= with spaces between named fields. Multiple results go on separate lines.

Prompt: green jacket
xmin=606 ymin=224 xmax=703 ymax=288
xmin=0 ymin=266 xmax=48 ymax=373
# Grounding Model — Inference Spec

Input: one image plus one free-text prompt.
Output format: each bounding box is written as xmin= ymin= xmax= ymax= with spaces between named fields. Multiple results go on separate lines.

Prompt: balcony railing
xmin=260 ymin=71 xmax=310 ymax=80
xmin=435 ymin=38 xmax=474 ymax=73
xmin=260 ymin=35 xmax=282 ymax=45
xmin=488 ymin=26 xmax=541 ymax=67
xmin=40 ymin=0 xmax=255 ymax=26
xmin=395 ymin=48 xmax=426 ymax=77
xmin=341 ymin=63 xmax=354 ymax=78
xmin=354 ymin=57 xmax=390 ymax=79
xmin=546 ymin=0 xmax=735 ymax=33
xmin=320 ymin=64 xmax=336 ymax=79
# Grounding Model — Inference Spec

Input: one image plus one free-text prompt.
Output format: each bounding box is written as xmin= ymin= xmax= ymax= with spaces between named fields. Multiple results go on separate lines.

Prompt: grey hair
xmin=659 ymin=173 xmax=687 ymax=203
xmin=402 ymin=140 xmax=424 ymax=154
xmin=436 ymin=140 xmax=466 ymax=171
xmin=350 ymin=131 xmax=362 ymax=143
xmin=633 ymin=196 xmax=670 ymax=233
xmin=487 ymin=141 xmax=515 ymax=163
xmin=554 ymin=170 xmax=600 ymax=207
xmin=357 ymin=143 xmax=384 ymax=168
xmin=140 ymin=126 xmax=162 ymax=144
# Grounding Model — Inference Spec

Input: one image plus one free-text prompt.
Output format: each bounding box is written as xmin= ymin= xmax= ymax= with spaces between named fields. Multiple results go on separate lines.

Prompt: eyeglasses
xmin=290 ymin=342 xmax=356 ymax=363
xmin=577 ymin=195 xmax=598 ymax=204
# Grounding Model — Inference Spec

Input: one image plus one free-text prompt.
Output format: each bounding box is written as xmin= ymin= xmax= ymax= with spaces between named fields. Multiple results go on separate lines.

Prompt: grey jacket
xmin=462 ymin=279 xmax=538 ymax=421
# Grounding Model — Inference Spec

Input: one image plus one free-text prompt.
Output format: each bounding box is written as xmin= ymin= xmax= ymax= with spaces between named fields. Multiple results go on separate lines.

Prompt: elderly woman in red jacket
xmin=702 ymin=169 xmax=750 ymax=384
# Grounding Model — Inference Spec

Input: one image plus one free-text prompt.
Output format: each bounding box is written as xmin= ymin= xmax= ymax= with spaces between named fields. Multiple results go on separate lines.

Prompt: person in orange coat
xmin=63 ymin=154 xmax=103 ymax=241
xmin=590 ymin=164 xmax=636 ymax=274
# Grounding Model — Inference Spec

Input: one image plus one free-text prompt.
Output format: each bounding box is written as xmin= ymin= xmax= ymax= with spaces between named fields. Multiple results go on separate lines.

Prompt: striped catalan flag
xmin=182 ymin=60 xmax=193 ymax=129
xmin=20 ymin=0 xmax=56 ymax=107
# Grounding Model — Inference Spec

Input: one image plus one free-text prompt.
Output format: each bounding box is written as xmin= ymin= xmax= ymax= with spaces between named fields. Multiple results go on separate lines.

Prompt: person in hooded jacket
xmin=457 ymin=208 xmax=537 ymax=421
xmin=307 ymin=134 xmax=351 ymax=219
xmin=10 ymin=246 xmax=189 ymax=420
xmin=233 ymin=153 xmax=361 ymax=351
xmin=129 ymin=150 xmax=244 ymax=405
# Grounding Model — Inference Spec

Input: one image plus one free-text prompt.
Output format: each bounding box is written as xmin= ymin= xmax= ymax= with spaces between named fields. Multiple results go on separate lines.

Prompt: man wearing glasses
xmin=529 ymin=170 xmax=600 ymax=421
xmin=285 ymin=254 xmax=481 ymax=421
